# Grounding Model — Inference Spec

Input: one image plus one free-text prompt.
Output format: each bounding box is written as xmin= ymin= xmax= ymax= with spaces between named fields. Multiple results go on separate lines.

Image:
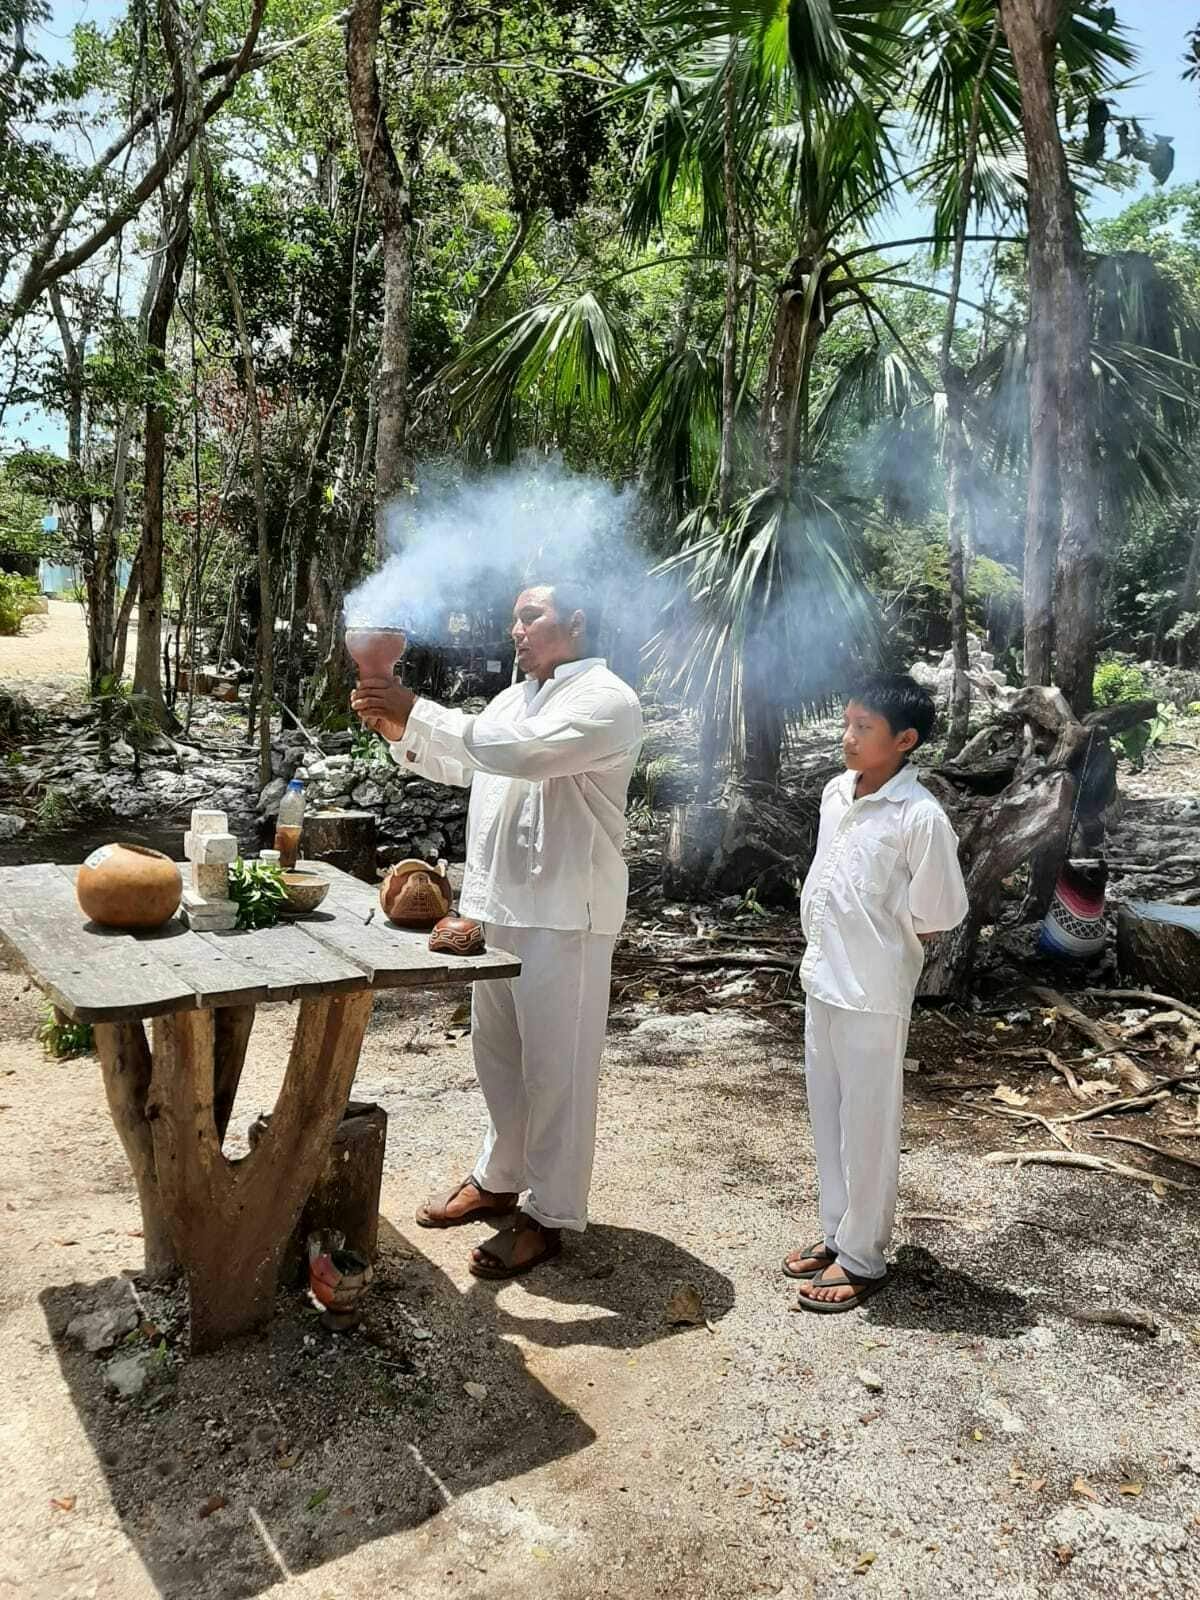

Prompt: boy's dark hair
xmin=850 ymin=673 xmax=937 ymax=747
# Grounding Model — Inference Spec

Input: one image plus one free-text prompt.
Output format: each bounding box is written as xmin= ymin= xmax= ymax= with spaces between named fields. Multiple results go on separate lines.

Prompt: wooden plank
xmin=0 ymin=864 xmax=196 ymax=1023
xmin=56 ymin=867 xmax=270 ymax=1009
xmin=300 ymin=863 xmax=521 ymax=988
xmin=195 ymin=922 xmax=369 ymax=1003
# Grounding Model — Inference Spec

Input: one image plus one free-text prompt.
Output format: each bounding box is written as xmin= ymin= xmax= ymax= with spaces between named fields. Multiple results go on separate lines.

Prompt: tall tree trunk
xmin=133 ymin=187 xmax=193 ymax=718
xmin=347 ymin=0 xmax=414 ymax=564
xmin=716 ymin=51 xmax=739 ymax=522
xmin=999 ymin=0 xmax=1098 ymax=712
xmin=940 ymin=23 xmax=999 ymax=757
xmin=760 ymin=255 xmax=824 ymax=491
xmin=201 ymin=148 xmax=273 ymax=787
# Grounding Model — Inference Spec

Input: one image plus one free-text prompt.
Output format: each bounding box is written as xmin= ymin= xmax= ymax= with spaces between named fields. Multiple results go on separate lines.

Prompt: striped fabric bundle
xmin=1038 ymin=860 xmax=1107 ymax=960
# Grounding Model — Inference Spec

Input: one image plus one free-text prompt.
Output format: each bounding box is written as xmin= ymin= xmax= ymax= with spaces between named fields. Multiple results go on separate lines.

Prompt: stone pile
xmin=909 ymin=634 xmax=1012 ymax=719
xmin=259 ymin=739 xmax=470 ymax=869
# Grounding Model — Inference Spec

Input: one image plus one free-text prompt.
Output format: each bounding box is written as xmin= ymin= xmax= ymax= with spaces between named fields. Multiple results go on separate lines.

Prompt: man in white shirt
xmin=784 ymin=675 xmax=968 ymax=1313
xmin=351 ymin=581 xmax=643 ymax=1278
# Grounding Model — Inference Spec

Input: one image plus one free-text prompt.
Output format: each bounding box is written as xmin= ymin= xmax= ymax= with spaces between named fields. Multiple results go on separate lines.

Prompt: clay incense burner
xmin=380 ymin=858 xmax=453 ymax=929
xmin=307 ymin=1231 xmax=373 ymax=1332
xmin=346 ymin=626 xmax=408 ymax=736
xmin=76 ymin=843 xmax=183 ymax=930
xmin=429 ymin=915 xmax=486 ymax=957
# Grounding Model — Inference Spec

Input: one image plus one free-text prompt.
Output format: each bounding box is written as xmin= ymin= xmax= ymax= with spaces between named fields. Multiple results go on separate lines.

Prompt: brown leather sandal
xmin=468 ymin=1215 xmax=562 ymax=1280
xmin=415 ymin=1176 xmax=518 ymax=1229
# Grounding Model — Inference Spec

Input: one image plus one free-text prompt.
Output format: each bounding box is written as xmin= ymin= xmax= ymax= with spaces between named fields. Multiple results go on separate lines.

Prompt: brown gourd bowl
xmin=280 ymin=868 xmax=330 ymax=916
xmin=76 ymin=843 xmax=182 ymax=930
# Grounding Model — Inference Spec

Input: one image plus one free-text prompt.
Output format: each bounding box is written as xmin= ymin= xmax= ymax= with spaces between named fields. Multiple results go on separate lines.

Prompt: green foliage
xmin=39 ymin=1004 xmax=94 ymax=1059
xmin=350 ymin=728 xmax=391 ymax=768
xmin=1116 ymin=704 xmax=1173 ymax=772
xmin=227 ymin=858 xmax=286 ymax=931
xmin=91 ymin=675 xmax=159 ymax=748
xmin=33 ymin=784 xmax=70 ymax=828
xmin=0 ymin=571 xmax=39 ymax=634
xmin=1092 ymin=658 xmax=1148 ymax=707
xmin=629 ymin=752 xmax=687 ymax=812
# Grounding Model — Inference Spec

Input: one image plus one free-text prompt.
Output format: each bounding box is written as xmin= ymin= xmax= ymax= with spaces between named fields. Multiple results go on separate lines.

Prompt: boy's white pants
xmin=804 ymin=997 xmax=909 ymax=1280
xmin=471 ymin=924 xmax=615 ymax=1232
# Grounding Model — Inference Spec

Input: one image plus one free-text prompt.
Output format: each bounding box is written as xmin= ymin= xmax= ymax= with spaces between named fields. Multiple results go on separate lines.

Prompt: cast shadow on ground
xmin=39 ymin=1220 xmax=732 ymax=1600
xmin=863 ymin=1245 xmax=1032 ymax=1337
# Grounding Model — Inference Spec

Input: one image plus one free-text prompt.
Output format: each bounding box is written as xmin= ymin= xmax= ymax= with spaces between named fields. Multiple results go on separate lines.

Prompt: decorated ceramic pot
xmin=429 ymin=915 xmax=486 ymax=957
xmin=379 ymin=859 xmax=453 ymax=929
xmin=77 ymin=843 xmax=182 ymax=930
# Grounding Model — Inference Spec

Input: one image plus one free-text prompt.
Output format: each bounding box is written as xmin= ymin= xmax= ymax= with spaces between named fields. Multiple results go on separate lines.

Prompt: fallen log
xmin=1116 ymin=902 xmax=1200 ymax=1005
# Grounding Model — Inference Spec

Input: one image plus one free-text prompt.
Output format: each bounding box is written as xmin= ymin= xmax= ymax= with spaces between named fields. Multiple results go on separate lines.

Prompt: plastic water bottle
xmin=274 ymin=779 xmax=305 ymax=869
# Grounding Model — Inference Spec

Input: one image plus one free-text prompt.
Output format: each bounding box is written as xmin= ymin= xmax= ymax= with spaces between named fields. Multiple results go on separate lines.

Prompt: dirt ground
xmin=1 ymin=959 xmax=1199 ymax=1600
xmin=0 ymin=600 xmax=137 ymax=700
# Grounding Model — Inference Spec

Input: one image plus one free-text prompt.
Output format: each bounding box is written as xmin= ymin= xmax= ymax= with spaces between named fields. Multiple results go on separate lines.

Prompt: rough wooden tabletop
xmin=0 ymin=860 xmax=519 ymax=1023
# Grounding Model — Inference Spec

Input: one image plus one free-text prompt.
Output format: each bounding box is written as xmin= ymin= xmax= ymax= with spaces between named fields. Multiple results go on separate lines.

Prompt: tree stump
xmin=1117 ymin=901 xmax=1200 ymax=1003
xmin=304 ymin=809 xmax=378 ymax=882
xmin=249 ymin=1100 xmax=388 ymax=1282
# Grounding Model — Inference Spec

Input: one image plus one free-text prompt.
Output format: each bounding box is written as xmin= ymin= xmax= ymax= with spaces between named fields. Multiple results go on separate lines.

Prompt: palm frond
xmin=438 ymin=292 xmax=633 ymax=458
xmin=630 ymin=343 xmax=723 ymax=521
xmin=647 ymin=472 xmax=878 ymax=728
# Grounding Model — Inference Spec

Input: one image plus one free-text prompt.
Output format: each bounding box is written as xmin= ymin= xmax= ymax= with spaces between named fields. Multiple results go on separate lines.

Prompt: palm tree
xmin=438 ymin=0 xmax=1130 ymax=790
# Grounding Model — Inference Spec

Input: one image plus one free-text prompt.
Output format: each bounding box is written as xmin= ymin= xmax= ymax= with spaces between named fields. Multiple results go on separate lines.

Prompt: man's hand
xmin=350 ymin=679 xmax=417 ymax=743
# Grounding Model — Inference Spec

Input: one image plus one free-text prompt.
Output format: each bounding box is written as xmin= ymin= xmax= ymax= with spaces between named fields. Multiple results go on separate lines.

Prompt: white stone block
xmin=186 ymin=831 xmax=238 ymax=866
xmin=190 ymin=862 xmax=229 ymax=899
xmin=188 ymin=809 xmax=228 ymax=837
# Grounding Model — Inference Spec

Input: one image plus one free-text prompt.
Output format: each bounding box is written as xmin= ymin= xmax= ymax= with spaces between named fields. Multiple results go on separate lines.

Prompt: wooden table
xmin=0 ymin=860 xmax=518 ymax=1352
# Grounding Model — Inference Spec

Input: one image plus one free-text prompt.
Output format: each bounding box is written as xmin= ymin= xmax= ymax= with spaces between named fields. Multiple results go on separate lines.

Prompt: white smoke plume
xmin=344 ymin=458 xmax=653 ymax=645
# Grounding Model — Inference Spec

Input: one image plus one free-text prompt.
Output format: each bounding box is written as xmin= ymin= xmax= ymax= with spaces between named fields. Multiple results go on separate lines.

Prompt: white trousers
xmin=804 ymin=997 xmax=909 ymax=1280
xmin=471 ymin=924 xmax=615 ymax=1232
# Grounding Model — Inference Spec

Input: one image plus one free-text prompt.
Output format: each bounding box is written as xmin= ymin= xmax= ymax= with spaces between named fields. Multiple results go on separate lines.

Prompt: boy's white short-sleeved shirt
xmin=800 ymin=764 xmax=968 ymax=1017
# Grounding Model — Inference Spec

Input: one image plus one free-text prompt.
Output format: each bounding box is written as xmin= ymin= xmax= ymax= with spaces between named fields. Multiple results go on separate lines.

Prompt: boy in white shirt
xmin=786 ymin=675 xmax=968 ymax=1313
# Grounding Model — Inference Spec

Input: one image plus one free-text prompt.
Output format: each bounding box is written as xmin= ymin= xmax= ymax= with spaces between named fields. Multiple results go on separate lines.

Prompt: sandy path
xmin=0 ymin=964 xmax=1198 ymax=1600
xmin=0 ymin=600 xmax=138 ymax=690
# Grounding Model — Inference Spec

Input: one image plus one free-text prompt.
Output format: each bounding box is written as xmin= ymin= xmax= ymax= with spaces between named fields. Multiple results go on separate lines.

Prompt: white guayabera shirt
xmin=800 ymin=764 xmax=969 ymax=1017
xmin=390 ymin=657 xmax=644 ymax=935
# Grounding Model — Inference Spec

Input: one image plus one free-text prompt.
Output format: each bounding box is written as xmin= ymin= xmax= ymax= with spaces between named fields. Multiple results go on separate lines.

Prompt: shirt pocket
xmin=848 ymin=839 xmax=900 ymax=898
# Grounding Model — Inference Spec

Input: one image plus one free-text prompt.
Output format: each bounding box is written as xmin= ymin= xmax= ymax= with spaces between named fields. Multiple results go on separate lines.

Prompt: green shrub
xmin=0 ymin=572 xmax=40 ymax=635
xmin=39 ymin=1005 xmax=94 ymax=1059
xmin=1093 ymin=659 xmax=1148 ymax=707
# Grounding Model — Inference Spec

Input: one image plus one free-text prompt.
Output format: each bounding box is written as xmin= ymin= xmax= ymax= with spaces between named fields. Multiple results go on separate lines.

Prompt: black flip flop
xmin=781 ymin=1241 xmax=836 ymax=1281
xmin=790 ymin=1264 xmax=890 ymax=1314
xmin=468 ymin=1217 xmax=562 ymax=1280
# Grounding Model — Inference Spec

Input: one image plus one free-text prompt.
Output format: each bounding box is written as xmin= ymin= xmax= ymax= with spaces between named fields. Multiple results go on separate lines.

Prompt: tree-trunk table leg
xmin=94 ymin=1020 xmax=177 ymax=1278
xmin=148 ymin=991 xmax=374 ymax=1353
xmin=213 ymin=1004 xmax=256 ymax=1146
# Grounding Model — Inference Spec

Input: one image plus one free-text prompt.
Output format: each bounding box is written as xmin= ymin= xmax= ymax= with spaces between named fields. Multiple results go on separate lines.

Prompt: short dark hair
xmin=849 ymin=673 xmax=936 ymax=747
xmin=526 ymin=577 xmax=601 ymax=641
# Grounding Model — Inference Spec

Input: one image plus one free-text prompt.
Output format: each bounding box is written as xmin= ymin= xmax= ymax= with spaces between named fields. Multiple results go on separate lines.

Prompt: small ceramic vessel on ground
xmin=429 ymin=914 xmax=486 ymax=957
xmin=307 ymin=1232 xmax=373 ymax=1331
xmin=76 ymin=843 xmax=183 ymax=929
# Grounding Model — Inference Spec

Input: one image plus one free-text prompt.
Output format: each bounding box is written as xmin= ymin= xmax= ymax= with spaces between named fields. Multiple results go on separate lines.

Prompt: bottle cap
xmin=260 ymin=849 xmax=281 ymax=864
xmin=286 ymin=778 xmax=304 ymax=790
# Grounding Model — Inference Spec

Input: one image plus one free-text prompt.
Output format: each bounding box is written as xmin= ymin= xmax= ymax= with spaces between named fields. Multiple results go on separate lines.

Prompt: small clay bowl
xmin=280 ymin=868 xmax=330 ymax=916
